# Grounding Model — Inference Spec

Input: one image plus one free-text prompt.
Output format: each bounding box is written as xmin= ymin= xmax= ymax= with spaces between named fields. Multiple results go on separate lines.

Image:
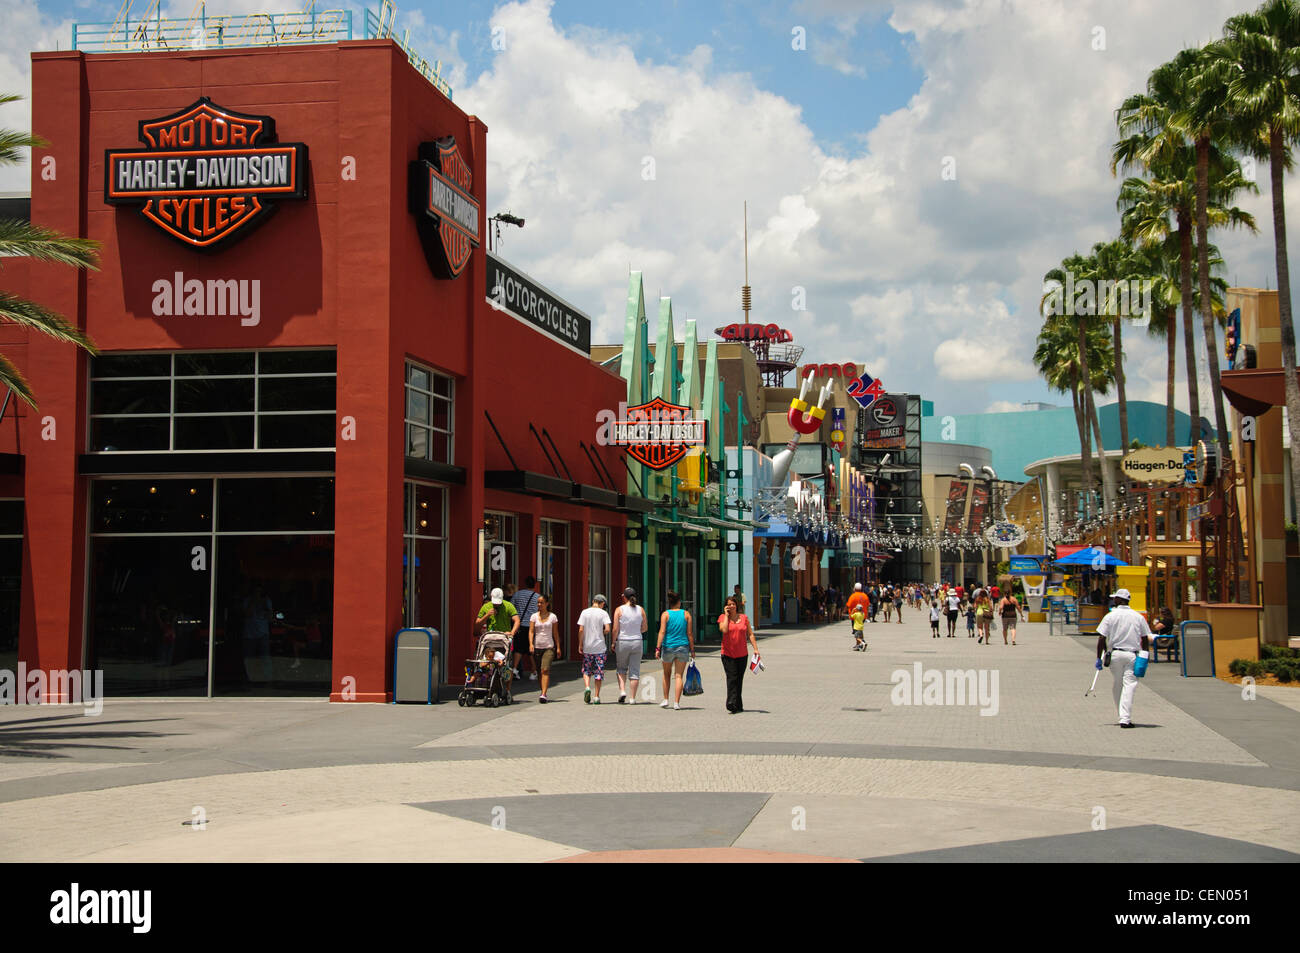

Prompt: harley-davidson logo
xmin=410 ymin=137 xmax=480 ymax=279
xmin=104 ymin=98 xmax=308 ymax=251
xmin=611 ymin=397 xmax=707 ymax=471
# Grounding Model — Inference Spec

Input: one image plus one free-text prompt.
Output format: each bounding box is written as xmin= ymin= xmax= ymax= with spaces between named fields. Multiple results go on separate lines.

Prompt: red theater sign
xmin=717 ymin=323 xmax=793 ymax=343
xmin=105 ymin=98 xmax=308 ymax=250
xmin=612 ymin=398 xmax=707 ymax=470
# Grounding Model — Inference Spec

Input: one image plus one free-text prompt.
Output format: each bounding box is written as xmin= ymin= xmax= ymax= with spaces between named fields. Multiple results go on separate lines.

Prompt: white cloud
xmin=985 ymin=400 xmax=1026 ymax=413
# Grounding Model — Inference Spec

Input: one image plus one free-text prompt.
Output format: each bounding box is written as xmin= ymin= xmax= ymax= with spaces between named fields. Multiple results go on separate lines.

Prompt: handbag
xmin=682 ymin=659 xmax=704 ymax=696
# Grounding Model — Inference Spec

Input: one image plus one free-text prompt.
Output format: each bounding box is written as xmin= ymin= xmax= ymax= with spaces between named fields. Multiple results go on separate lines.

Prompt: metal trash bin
xmin=1179 ymin=621 xmax=1215 ymax=677
xmin=393 ymin=627 xmax=441 ymax=703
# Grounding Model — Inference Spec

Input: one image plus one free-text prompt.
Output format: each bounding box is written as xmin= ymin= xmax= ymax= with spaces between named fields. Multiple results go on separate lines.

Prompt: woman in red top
xmin=717 ymin=595 xmax=759 ymax=714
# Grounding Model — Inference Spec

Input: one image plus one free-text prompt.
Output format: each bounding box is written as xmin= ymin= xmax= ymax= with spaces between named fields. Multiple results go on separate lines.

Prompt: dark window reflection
xmin=259 ymin=351 xmax=336 ymax=375
xmin=91 ymin=379 xmax=170 ymax=416
xmin=218 ymin=478 xmax=334 ymax=533
xmin=175 ymin=416 xmax=254 ymax=450
xmin=258 ymin=377 xmax=336 ymax=412
xmin=0 ymin=538 xmax=20 ymax=674
xmin=258 ymin=413 xmax=334 ymax=449
xmin=91 ymin=354 xmax=170 ymax=378
xmin=175 ymin=352 xmax=255 ymax=377
xmin=92 ymin=417 xmax=170 ymax=452
xmin=92 ymin=480 xmax=213 ymax=534
xmin=173 ymin=377 xmax=254 ymax=414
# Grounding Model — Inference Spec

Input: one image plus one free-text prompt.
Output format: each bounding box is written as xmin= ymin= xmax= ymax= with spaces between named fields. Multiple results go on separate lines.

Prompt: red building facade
xmin=0 ymin=40 xmax=634 ymax=701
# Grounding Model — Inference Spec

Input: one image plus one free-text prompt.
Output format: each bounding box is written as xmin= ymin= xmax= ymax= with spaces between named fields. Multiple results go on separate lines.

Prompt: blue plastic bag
xmin=682 ymin=660 xmax=703 ymax=696
xmin=1134 ymin=651 xmax=1149 ymax=678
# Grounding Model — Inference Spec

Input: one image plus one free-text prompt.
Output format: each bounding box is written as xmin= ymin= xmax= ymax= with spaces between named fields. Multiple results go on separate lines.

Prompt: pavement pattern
xmin=1 ymin=609 xmax=1298 ymax=862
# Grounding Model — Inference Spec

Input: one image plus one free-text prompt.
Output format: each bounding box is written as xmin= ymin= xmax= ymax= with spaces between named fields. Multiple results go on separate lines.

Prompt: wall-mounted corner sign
xmin=410 ymin=137 xmax=480 ymax=279
xmin=104 ymin=98 xmax=308 ymax=251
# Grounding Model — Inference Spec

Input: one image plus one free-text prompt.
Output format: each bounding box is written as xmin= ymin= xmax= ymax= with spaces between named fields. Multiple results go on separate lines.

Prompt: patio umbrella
xmin=1053 ymin=547 xmax=1128 ymax=569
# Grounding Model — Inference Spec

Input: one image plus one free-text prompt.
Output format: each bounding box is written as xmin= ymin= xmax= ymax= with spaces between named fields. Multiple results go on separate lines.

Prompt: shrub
xmin=1277 ymin=668 xmax=1294 ymax=683
xmin=1229 ymin=659 xmax=1247 ymax=676
xmin=1247 ymin=661 xmax=1266 ymax=679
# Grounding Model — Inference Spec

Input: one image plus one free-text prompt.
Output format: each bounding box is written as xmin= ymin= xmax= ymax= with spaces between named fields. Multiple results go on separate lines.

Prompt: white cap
xmin=854 ymin=582 xmax=863 ymax=591
xmin=1114 ymin=588 xmax=1132 ymax=602
xmin=490 ymin=587 xmax=504 ymax=605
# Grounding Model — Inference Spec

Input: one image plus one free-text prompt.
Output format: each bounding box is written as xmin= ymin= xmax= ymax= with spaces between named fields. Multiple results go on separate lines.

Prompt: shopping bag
xmin=682 ymin=660 xmax=704 ymax=696
xmin=1134 ymin=651 xmax=1149 ymax=678
xmin=749 ymin=653 xmax=765 ymax=674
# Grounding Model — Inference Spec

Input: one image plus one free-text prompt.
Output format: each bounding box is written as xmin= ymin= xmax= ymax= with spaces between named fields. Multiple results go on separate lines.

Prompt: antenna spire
xmin=742 ymin=201 xmax=752 ymax=324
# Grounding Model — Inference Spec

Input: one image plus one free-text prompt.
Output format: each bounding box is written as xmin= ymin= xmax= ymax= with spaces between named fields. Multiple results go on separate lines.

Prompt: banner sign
xmin=944 ymin=479 xmax=969 ymax=535
xmin=486 ymin=253 xmax=592 ymax=354
xmin=105 ymin=98 xmax=308 ymax=250
xmin=610 ymin=397 xmax=706 ymax=470
xmin=1008 ymin=556 xmax=1045 ymax=574
xmin=967 ymin=481 xmax=989 ymax=532
xmin=861 ymin=393 xmax=906 ymax=449
xmin=1120 ymin=446 xmax=1188 ymax=485
xmin=410 ymin=136 xmax=481 ymax=279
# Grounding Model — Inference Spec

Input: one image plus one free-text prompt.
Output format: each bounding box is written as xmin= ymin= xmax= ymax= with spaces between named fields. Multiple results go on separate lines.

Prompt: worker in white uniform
xmin=1094 ymin=588 xmax=1151 ymax=728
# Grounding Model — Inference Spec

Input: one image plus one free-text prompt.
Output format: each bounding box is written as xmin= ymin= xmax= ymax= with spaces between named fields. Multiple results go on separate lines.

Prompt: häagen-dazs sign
xmin=1121 ymin=446 xmax=1188 ymax=484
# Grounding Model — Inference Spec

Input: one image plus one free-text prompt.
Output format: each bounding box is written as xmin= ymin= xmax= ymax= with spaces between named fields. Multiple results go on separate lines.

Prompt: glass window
xmin=218 ymin=477 xmax=334 ymax=533
xmin=484 ymin=511 xmax=516 ymax=595
xmin=402 ymin=482 xmax=448 ymax=679
xmin=89 ymin=350 xmax=336 ymax=452
xmin=589 ymin=525 xmax=610 ymax=604
xmin=404 ymin=360 xmax=454 ymax=464
xmin=92 ymin=480 xmax=213 ymax=534
xmin=0 ymin=502 xmax=21 ymax=675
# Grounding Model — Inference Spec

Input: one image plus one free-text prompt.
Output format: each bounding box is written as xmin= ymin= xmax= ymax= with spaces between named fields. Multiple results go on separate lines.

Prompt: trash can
xmin=1179 ymin=621 xmax=1215 ymax=677
xmin=393 ymin=627 xmax=440 ymax=703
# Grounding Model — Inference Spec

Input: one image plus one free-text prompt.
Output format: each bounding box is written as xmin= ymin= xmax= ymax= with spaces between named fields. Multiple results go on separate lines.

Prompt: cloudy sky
xmin=0 ymin=0 xmax=1288 ymax=421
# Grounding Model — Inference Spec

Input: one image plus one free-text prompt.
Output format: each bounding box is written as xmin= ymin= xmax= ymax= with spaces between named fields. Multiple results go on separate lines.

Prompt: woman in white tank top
xmin=611 ymin=588 xmax=648 ymax=704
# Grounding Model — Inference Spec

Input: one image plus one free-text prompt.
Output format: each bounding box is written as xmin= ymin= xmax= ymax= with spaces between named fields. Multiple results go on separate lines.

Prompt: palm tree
xmin=1042 ymin=253 xmax=1100 ymax=513
xmin=1034 ymin=313 xmax=1114 ymax=519
xmin=0 ymin=93 xmax=98 ymax=407
xmin=1218 ymin=0 xmax=1300 ymax=525
xmin=1178 ymin=42 xmax=1260 ymax=459
xmin=1091 ymin=237 xmax=1160 ymax=452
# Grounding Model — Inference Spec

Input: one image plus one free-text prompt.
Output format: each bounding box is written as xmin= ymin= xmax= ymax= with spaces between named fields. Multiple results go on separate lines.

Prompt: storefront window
xmin=88 ymin=476 xmax=335 ymax=696
xmin=405 ymin=362 xmax=454 ymax=464
xmin=0 ymin=500 xmax=21 ymax=675
xmin=88 ymin=350 xmax=337 ymax=452
xmin=539 ymin=519 xmax=568 ymax=621
xmin=589 ymin=525 xmax=610 ymax=603
xmin=483 ymin=511 xmax=516 ymax=595
xmin=403 ymin=483 xmax=448 ymax=676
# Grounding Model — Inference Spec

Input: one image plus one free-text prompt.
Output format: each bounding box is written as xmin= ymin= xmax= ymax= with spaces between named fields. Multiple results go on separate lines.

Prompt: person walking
xmin=845 ymin=583 xmax=869 ymax=638
xmin=975 ymin=592 xmax=992 ymax=643
xmin=1000 ymin=591 xmax=1020 ymax=645
xmin=718 ymin=595 xmax=759 ymax=713
xmin=929 ymin=599 xmax=941 ymax=638
xmin=965 ymin=599 xmax=977 ymax=638
xmin=881 ymin=586 xmax=892 ymax=623
xmin=945 ymin=587 xmax=961 ymax=637
xmin=611 ymin=588 xmax=647 ymax=704
xmin=655 ymin=590 xmax=694 ymax=710
xmin=577 ymin=594 xmax=612 ymax=704
xmin=851 ymin=603 xmax=867 ymax=650
xmin=893 ymin=586 xmax=903 ymax=623
xmin=528 ymin=594 xmax=560 ymax=703
xmin=1095 ymin=588 xmax=1151 ymax=728
xmin=510 ymin=576 xmax=540 ymax=681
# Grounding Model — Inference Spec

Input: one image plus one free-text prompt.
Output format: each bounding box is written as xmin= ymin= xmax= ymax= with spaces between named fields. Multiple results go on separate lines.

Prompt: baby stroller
xmin=458 ymin=629 xmax=514 ymax=707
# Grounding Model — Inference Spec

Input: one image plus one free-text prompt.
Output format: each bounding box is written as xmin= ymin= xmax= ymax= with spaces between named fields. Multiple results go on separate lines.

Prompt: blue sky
xmin=3 ymin=0 xmax=1289 ymax=430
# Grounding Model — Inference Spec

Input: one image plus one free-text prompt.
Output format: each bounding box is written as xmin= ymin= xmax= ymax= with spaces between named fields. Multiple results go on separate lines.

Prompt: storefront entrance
xmin=87 ymin=476 xmax=335 ymax=696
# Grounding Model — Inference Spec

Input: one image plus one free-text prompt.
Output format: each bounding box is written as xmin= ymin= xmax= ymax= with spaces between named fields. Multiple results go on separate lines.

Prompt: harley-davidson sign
xmin=105 ymin=98 xmax=308 ymax=250
xmin=611 ymin=398 xmax=707 ymax=470
xmin=410 ymin=137 xmax=481 ymax=279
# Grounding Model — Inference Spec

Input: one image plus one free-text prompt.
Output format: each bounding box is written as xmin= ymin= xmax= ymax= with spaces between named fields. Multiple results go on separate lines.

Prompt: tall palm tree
xmin=0 ymin=94 xmax=98 ymax=407
xmin=1034 ymin=314 xmax=1114 ymax=519
xmin=1178 ymin=42 xmax=1260 ymax=459
xmin=1219 ymin=0 xmax=1300 ymax=522
xmin=1091 ymin=237 xmax=1160 ymax=452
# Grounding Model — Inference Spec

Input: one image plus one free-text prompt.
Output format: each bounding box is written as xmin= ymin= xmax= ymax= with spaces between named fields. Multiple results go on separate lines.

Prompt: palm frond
xmin=0 ymin=292 xmax=98 ymax=353
xmin=0 ymin=219 xmax=100 ymax=269
xmin=0 ymin=350 xmax=36 ymax=409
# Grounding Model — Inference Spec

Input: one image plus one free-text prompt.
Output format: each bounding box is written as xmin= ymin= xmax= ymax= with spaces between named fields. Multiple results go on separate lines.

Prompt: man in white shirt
xmin=1095 ymin=588 xmax=1151 ymax=728
xmin=577 ymin=594 xmax=612 ymax=704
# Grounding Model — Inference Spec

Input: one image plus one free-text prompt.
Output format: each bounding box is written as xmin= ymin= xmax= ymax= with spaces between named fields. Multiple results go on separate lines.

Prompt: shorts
xmin=661 ymin=647 xmax=691 ymax=664
xmin=512 ymin=630 xmax=530 ymax=655
xmin=534 ymin=648 xmax=554 ymax=672
xmin=581 ymin=652 xmax=606 ymax=678
xmin=930 ymin=620 xmax=939 ymax=630
xmin=947 ymin=610 xmax=958 ymax=621
xmin=615 ymin=641 xmax=641 ymax=680
xmin=1002 ymin=616 xmax=1018 ymax=630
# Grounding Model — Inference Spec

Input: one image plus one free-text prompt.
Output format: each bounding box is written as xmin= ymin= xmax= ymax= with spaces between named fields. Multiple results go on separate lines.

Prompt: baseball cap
xmin=854 ymin=582 xmax=863 ymax=591
xmin=594 ymin=594 xmax=607 ymax=604
xmin=1113 ymin=588 xmax=1131 ymax=602
xmin=490 ymin=587 xmax=504 ymax=605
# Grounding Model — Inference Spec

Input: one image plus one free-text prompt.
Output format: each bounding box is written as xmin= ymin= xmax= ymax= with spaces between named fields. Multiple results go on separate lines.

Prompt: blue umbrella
xmin=1054 ymin=547 xmax=1128 ymax=569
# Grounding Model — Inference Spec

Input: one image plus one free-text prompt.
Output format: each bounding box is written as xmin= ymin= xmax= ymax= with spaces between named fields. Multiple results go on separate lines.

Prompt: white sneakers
xmin=672 ymin=702 xmax=680 ymax=710
xmin=660 ymin=699 xmax=669 ymax=708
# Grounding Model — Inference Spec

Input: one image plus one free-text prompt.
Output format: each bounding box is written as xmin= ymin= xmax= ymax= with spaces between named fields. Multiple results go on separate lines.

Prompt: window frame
xmin=404 ymin=360 xmax=455 ymax=465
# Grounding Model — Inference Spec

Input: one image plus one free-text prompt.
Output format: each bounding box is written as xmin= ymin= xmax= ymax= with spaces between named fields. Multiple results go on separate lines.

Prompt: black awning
xmin=571 ymin=484 xmax=620 ymax=508
xmin=484 ymin=469 xmax=575 ymax=498
xmin=79 ymin=451 xmax=334 ymax=475
xmin=404 ymin=457 xmax=467 ymax=485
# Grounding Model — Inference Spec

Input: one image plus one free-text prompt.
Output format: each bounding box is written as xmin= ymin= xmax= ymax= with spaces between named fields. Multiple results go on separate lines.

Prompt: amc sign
xmin=717 ymin=323 xmax=793 ymax=343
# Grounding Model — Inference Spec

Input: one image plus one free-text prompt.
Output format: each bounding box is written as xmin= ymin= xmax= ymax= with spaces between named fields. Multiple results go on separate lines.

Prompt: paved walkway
xmin=1 ymin=610 xmax=1297 ymax=862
